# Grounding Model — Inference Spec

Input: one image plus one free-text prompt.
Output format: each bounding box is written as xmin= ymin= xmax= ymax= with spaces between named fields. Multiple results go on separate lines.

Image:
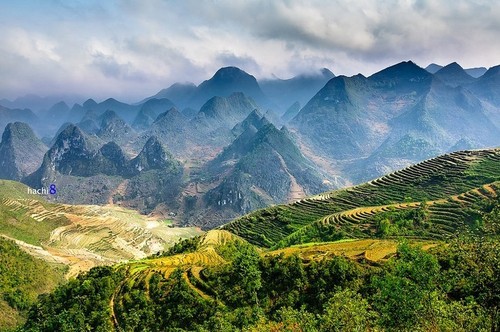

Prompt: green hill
xmin=223 ymin=148 xmax=500 ymax=247
xmin=14 ymin=148 xmax=500 ymax=331
xmin=20 ymin=218 xmax=500 ymax=331
xmin=0 ymin=237 xmax=66 ymax=330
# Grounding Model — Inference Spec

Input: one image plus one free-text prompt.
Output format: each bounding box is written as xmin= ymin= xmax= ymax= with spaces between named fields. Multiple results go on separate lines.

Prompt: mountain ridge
xmin=0 ymin=122 xmax=47 ymax=180
xmin=223 ymin=147 xmax=500 ymax=247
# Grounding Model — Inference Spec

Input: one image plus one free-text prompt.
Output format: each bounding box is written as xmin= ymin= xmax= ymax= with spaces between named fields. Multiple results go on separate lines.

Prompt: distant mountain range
xmin=260 ymin=68 xmax=335 ymax=113
xmin=0 ymin=105 xmax=39 ymax=136
xmin=198 ymin=110 xmax=331 ymax=228
xmin=425 ymin=63 xmax=488 ymax=78
xmin=291 ymin=61 xmax=500 ymax=182
xmin=142 ymin=66 xmax=334 ymax=113
xmin=24 ymin=125 xmax=183 ymax=211
xmin=142 ymin=67 xmax=271 ymax=111
xmin=0 ymin=60 xmax=499 ymax=227
xmin=0 ymin=93 xmax=85 ymax=112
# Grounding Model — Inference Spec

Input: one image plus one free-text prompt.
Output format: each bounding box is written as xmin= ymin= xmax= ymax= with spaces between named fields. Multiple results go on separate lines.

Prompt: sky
xmin=1 ymin=0 xmax=499 ymax=102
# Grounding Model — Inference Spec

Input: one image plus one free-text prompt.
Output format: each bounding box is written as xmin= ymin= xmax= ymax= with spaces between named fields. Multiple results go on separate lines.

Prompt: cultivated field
xmin=224 ymin=148 xmax=500 ymax=247
xmin=0 ymin=180 xmax=201 ymax=277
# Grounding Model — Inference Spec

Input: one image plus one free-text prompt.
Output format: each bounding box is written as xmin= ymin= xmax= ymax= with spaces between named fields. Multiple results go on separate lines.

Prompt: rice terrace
xmin=1 ymin=1 xmax=500 ymax=330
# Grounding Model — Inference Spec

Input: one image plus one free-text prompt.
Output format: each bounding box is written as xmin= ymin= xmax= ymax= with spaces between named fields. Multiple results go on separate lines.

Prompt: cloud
xmin=0 ymin=0 xmax=499 ymax=101
xmin=215 ymin=52 xmax=260 ymax=74
xmin=176 ymin=0 xmax=500 ymax=72
xmin=91 ymin=52 xmax=135 ymax=80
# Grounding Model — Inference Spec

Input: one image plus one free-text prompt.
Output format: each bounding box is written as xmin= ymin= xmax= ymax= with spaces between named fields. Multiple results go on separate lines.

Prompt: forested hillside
xmin=17 ymin=149 xmax=500 ymax=331
xmin=0 ymin=237 xmax=66 ymax=330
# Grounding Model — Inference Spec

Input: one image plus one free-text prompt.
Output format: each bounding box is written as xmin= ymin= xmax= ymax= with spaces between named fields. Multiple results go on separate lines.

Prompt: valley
xmin=0 ymin=180 xmax=201 ymax=279
xmin=0 ymin=60 xmax=499 ymax=331
xmin=15 ymin=146 xmax=500 ymax=331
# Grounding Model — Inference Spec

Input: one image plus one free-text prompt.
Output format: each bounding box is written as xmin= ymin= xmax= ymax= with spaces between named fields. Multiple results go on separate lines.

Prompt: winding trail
xmin=275 ymin=153 xmax=306 ymax=202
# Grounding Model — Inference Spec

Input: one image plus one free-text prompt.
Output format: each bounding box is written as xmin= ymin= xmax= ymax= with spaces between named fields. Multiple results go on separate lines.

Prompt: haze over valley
xmin=1 ymin=1 xmax=499 ymax=331
xmin=1 ymin=61 xmax=499 ymax=230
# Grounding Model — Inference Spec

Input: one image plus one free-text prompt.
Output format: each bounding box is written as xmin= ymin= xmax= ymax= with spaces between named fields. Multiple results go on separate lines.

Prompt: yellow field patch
xmin=269 ymin=239 xmax=438 ymax=262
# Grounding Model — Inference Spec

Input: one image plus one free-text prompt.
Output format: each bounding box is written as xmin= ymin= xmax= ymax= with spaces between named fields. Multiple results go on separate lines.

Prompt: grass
xmin=0 ymin=237 xmax=66 ymax=330
xmin=0 ymin=180 xmax=45 ymax=201
xmin=0 ymin=180 xmax=202 ymax=277
xmin=270 ymin=238 xmax=438 ymax=263
xmin=223 ymin=148 xmax=500 ymax=247
xmin=0 ymin=201 xmax=70 ymax=245
xmin=163 ymin=219 xmax=174 ymax=225
xmin=290 ymin=238 xmax=357 ymax=248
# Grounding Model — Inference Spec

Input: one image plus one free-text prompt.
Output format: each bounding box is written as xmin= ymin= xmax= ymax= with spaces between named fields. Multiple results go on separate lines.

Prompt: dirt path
xmin=110 ymin=276 xmax=129 ymax=331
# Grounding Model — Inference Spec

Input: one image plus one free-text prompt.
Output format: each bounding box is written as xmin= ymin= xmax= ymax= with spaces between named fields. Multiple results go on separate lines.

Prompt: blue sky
xmin=1 ymin=0 xmax=499 ymax=102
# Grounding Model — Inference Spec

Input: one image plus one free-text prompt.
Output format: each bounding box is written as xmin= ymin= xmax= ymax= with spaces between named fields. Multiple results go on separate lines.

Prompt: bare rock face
xmin=0 ymin=122 xmax=47 ymax=180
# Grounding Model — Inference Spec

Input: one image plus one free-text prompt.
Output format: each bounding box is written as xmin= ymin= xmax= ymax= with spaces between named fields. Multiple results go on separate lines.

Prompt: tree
xmin=371 ymin=242 xmax=441 ymax=330
xmin=442 ymin=235 xmax=500 ymax=331
xmin=231 ymin=244 xmax=262 ymax=306
xmin=260 ymin=253 xmax=307 ymax=311
xmin=244 ymin=306 xmax=318 ymax=332
xmin=320 ymin=289 xmax=376 ymax=332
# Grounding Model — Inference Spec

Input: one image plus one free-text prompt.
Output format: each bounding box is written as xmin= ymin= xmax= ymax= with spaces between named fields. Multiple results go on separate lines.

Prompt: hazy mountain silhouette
xmin=189 ymin=67 xmax=270 ymax=109
xmin=0 ymin=122 xmax=47 ymax=180
xmin=434 ymin=62 xmax=476 ymax=87
xmin=260 ymin=68 xmax=334 ymax=113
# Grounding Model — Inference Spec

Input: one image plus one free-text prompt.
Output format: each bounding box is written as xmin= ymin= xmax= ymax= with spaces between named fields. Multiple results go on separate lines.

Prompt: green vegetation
xmin=158 ymin=236 xmax=201 ymax=256
xmin=6 ymin=149 xmax=500 ymax=331
xmin=0 ymin=180 xmax=70 ymax=245
xmin=374 ymin=203 xmax=429 ymax=237
xmin=23 ymin=266 xmax=124 ymax=332
xmin=0 ymin=205 xmax=69 ymax=245
xmin=19 ymin=231 xmax=500 ymax=331
xmin=0 ymin=180 xmax=44 ymax=200
xmin=0 ymin=238 xmax=66 ymax=330
xmin=225 ymin=149 xmax=500 ymax=247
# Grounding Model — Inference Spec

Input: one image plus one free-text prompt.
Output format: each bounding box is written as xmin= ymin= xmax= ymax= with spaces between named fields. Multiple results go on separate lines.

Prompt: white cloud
xmin=0 ymin=0 xmax=499 ymax=101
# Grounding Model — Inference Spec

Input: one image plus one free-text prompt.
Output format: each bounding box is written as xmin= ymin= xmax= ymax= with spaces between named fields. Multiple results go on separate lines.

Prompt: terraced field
xmin=121 ymin=230 xmax=237 ymax=278
xmin=110 ymin=229 xmax=418 ymax=329
xmin=0 ymin=180 xmax=202 ymax=277
xmin=223 ymin=148 xmax=500 ymax=247
xmin=110 ymin=230 xmax=237 ymax=326
xmin=270 ymin=238 xmax=437 ymax=262
xmin=276 ymin=181 xmax=499 ymax=247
